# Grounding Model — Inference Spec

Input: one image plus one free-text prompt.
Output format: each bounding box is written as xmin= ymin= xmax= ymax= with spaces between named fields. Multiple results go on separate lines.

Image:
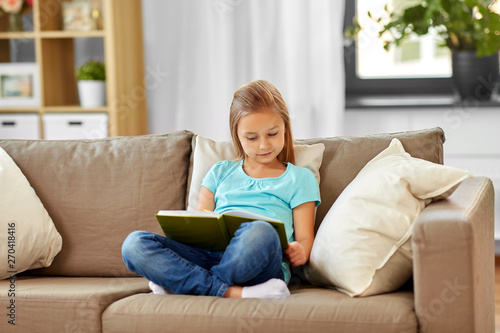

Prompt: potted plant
xmin=76 ymin=60 xmax=106 ymax=107
xmin=346 ymin=0 xmax=500 ymax=101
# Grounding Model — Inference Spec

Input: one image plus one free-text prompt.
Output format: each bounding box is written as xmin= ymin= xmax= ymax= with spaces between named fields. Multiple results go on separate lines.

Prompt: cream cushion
xmin=187 ymin=135 xmax=325 ymax=210
xmin=0 ymin=147 xmax=62 ymax=279
xmin=305 ymin=138 xmax=471 ymax=297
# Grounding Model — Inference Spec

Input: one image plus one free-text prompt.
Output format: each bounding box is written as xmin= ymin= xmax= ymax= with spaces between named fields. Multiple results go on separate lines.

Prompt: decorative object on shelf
xmin=0 ymin=62 xmax=40 ymax=107
xmin=62 ymin=0 xmax=95 ymax=31
xmin=345 ymin=0 xmax=500 ymax=101
xmin=0 ymin=0 xmax=33 ymax=32
xmin=90 ymin=0 xmax=103 ymax=30
xmin=76 ymin=60 xmax=106 ymax=108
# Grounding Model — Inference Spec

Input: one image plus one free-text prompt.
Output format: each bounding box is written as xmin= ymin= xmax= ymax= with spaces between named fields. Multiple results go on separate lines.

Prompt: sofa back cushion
xmin=297 ymin=127 xmax=445 ymax=233
xmin=0 ymin=131 xmax=193 ymax=277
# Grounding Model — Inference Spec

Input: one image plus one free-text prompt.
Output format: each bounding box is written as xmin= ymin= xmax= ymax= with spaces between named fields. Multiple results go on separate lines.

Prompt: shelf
xmin=0 ymin=32 xmax=36 ymax=39
xmin=43 ymin=106 xmax=108 ymax=113
xmin=0 ymin=0 xmax=147 ymax=139
xmin=0 ymin=31 xmax=105 ymax=40
xmin=346 ymin=94 xmax=500 ymax=109
xmin=0 ymin=108 xmax=40 ymax=113
xmin=40 ymin=30 xmax=105 ymax=39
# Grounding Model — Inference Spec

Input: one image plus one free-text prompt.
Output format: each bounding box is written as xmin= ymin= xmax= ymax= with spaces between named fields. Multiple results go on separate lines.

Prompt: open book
xmin=155 ymin=210 xmax=289 ymax=252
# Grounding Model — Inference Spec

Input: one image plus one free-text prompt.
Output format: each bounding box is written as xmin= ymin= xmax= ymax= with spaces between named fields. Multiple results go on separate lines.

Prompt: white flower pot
xmin=77 ymin=80 xmax=106 ymax=107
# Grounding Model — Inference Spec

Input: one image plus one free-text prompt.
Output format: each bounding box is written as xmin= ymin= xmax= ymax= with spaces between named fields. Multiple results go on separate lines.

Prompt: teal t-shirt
xmin=201 ymin=159 xmax=321 ymax=283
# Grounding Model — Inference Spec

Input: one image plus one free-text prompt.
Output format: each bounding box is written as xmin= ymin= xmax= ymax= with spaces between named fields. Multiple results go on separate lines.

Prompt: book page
xmin=222 ymin=210 xmax=280 ymax=222
xmin=157 ymin=210 xmax=220 ymax=217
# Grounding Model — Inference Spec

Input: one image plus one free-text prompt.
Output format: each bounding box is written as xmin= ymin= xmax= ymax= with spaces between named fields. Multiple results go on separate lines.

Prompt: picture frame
xmin=62 ymin=1 xmax=96 ymax=31
xmin=0 ymin=63 xmax=40 ymax=107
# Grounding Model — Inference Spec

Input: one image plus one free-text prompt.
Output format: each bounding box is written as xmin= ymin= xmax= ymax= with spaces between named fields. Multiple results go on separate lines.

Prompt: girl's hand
xmin=284 ymin=241 xmax=308 ymax=267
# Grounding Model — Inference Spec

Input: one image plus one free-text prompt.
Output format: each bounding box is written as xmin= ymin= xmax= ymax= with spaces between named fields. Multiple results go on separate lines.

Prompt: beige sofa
xmin=0 ymin=128 xmax=494 ymax=333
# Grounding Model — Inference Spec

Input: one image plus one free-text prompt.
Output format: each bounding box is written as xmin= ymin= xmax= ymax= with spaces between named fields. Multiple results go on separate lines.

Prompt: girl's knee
xmin=122 ymin=230 xmax=150 ymax=260
xmin=123 ymin=230 xmax=147 ymax=246
xmin=229 ymin=221 xmax=283 ymax=283
xmin=240 ymin=221 xmax=280 ymax=250
xmin=247 ymin=220 xmax=275 ymax=234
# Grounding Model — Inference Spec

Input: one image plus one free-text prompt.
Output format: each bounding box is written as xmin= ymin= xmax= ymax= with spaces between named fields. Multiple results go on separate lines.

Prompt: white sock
xmin=149 ymin=281 xmax=175 ymax=295
xmin=241 ymin=278 xmax=290 ymax=299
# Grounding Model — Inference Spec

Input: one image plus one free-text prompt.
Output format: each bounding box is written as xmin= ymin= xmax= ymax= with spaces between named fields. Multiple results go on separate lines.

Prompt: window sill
xmin=346 ymin=94 xmax=500 ymax=109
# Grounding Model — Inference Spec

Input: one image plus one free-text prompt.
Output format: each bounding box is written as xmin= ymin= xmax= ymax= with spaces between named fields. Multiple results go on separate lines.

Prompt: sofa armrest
xmin=412 ymin=176 xmax=495 ymax=333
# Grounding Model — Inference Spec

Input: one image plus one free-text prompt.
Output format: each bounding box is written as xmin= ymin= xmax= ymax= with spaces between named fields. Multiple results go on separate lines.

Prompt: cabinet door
xmin=43 ymin=113 xmax=108 ymax=140
xmin=0 ymin=113 xmax=40 ymax=139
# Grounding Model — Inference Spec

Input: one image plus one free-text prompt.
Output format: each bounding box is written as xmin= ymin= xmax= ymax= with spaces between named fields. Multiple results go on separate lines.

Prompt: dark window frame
xmin=344 ymin=1 xmax=454 ymax=97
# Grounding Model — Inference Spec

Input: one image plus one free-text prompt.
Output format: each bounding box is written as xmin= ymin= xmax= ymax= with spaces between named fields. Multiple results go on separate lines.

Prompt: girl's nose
xmin=259 ymin=139 xmax=270 ymax=150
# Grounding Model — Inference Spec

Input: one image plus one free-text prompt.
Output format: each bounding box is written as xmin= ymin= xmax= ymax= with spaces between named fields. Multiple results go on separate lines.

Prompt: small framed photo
xmin=62 ymin=1 xmax=95 ymax=31
xmin=0 ymin=63 xmax=40 ymax=107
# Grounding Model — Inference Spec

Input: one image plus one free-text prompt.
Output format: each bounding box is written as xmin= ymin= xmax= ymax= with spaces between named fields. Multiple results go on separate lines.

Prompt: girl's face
xmin=237 ymin=108 xmax=285 ymax=166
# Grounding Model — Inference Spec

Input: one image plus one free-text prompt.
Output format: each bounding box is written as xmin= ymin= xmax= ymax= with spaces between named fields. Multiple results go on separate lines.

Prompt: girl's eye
xmin=247 ymin=137 xmax=256 ymax=141
xmin=268 ymin=132 xmax=278 ymax=137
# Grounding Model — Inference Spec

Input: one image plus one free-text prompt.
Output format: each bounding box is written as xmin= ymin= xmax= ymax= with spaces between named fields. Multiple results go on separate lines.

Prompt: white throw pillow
xmin=0 ymin=147 xmax=62 ymax=279
xmin=305 ymin=138 xmax=471 ymax=297
xmin=187 ymin=135 xmax=325 ymax=210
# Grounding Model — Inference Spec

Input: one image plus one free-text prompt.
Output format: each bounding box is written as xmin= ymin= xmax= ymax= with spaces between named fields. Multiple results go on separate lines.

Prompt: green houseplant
xmin=76 ymin=60 xmax=106 ymax=107
xmin=346 ymin=0 xmax=500 ymax=100
xmin=76 ymin=60 xmax=106 ymax=81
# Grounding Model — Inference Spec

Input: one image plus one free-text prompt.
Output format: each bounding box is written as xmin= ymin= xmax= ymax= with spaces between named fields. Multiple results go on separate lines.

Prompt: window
xmin=356 ymin=0 xmax=452 ymax=79
xmin=344 ymin=0 xmax=454 ymax=97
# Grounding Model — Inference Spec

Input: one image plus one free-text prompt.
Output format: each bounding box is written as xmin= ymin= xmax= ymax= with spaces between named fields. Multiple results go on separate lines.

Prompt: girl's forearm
xmin=298 ymin=238 xmax=314 ymax=262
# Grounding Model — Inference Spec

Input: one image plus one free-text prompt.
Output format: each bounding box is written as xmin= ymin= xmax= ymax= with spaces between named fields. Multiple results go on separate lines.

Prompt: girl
xmin=122 ymin=80 xmax=320 ymax=299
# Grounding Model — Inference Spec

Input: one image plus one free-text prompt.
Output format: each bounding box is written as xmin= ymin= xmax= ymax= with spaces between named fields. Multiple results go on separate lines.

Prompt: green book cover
xmin=155 ymin=210 xmax=289 ymax=252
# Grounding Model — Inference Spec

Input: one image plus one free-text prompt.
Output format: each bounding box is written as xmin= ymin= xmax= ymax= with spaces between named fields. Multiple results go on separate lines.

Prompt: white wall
xmin=345 ymin=107 xmax=500 ymax=244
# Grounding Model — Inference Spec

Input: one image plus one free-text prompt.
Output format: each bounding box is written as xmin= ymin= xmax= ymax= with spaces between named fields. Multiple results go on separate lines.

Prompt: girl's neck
xmin=242 ymin=157 xmax=286 ymax=179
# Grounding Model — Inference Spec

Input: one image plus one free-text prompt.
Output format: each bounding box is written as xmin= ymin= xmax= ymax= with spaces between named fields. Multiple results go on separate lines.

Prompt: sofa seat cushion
xmin=102 ymin=286 xmax=417 ymax=333
xmin=0 ymin=276 xmax=149 ymax=332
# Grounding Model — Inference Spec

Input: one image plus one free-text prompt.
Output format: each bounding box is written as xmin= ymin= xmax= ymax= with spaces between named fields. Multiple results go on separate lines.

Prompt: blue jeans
xmin=122 ymin=221 xmax=284 ymax=297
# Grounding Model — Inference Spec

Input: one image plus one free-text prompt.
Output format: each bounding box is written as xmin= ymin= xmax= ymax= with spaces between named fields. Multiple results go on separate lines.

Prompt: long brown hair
xmin=229 ymin=80 xmax=295 ymax=164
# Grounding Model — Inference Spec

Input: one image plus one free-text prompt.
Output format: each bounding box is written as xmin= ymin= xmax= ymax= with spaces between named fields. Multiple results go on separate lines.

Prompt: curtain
xmin=142 ymin=0 xmax=345 ymax=140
